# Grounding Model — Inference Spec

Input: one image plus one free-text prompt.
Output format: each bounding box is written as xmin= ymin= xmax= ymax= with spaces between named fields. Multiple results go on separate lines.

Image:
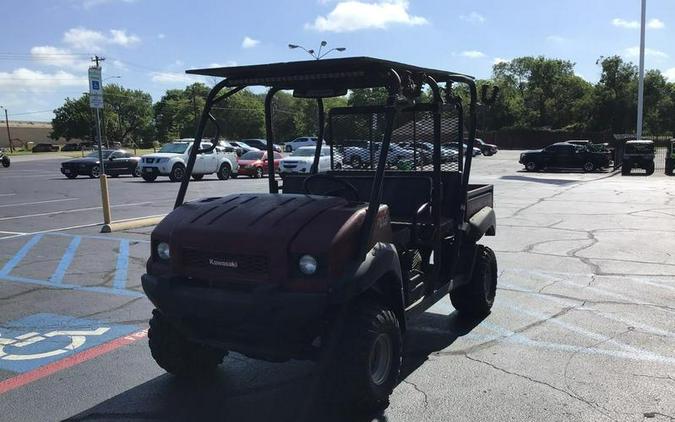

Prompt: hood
xmin=153 ymin=194 xmax=367 ymax=286
xmin=63 ymin=157 xmax=98 ymax=165
xmin=142 ymin=152 xmax=182 ymax=159
xmin=281 ymin=156 xmax=314 ymax=164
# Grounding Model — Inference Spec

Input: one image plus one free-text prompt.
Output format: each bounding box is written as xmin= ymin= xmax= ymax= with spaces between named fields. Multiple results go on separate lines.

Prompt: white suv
xmin=139 ymin=139 xmax=239 ymax=182
xmin=284 ymin=137 xmax=317 ymax=152
xmin=280 ymin=146 xmax=343 ymax=174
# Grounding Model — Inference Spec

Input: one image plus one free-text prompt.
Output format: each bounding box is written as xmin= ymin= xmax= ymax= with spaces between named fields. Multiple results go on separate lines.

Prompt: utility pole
xmin=1 ymin=107 xmax=12 ymax=153
xmin=636 ymin=0 xmax=646 ymax=139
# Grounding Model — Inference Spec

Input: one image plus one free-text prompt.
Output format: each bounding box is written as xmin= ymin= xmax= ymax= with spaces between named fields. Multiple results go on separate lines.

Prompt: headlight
xmin=157 ymin=242 xmax=170 ymax=260
xmin=298 ymin=255 xmax=318 ymax=275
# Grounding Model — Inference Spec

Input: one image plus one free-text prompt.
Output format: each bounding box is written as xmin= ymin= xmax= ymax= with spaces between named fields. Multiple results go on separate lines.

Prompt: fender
xmin=467 ymin=206 xmax=496 ymax=243
xmin=329 ymin=242 xmax=406 ymax=330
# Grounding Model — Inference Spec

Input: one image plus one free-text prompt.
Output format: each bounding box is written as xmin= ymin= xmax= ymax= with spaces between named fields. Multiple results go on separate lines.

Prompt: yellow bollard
xmin=99 ymin=174 xmax=112 ymax=224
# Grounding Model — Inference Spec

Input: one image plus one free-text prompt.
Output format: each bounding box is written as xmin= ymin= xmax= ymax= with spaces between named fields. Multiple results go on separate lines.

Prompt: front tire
xmin=1 ymin=157 xmax=9 ymax=168
xmin=169 ymin=163 xmax=185 ymax=182
xmin=326 ymin=299 xmax=402 ymax=411
xmin=66 ymin=173 xmax=77 ymax=179
xmin=148 ymin=310 xmax=225 ymax=378
xmin=254 ymin=167 xmax=263 ymax=179
xmin=525 ymin=161 xmax=538 ymax=172
xmin=621 ymin=162 xmax=631 ymax=175
xmin=133 ymin=166 xmax=141 ymax=177
xmin=217 ymin=162 xmax=232 ymax=180
xmin=142 ymin=173 xmax=157 ymax=182
xmin=450 ymin=245 xmax=497 ymax=317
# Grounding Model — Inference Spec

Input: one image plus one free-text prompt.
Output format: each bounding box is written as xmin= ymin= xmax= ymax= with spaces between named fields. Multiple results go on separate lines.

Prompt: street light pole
xmin=637 ymin=0 xmax=646 ymax=139
xmin=1 ymin=107 xmax=12 ymax=153
xmin=288 ymin=41 xmax=346 ymax=60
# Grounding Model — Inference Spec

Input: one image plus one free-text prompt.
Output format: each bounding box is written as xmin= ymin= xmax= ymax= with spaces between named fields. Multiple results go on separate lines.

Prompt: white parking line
xmin=0 ymin=201 xmax=153 ymax=221
xmin=0 ymin=193 xmax=16 ymax=197
xmin=0 ymin=198 xmax=79 ymax=208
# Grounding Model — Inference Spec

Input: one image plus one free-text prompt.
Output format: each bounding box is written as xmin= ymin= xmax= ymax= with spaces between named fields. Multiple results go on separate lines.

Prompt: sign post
xmin=88 ymin=66 xmax=112 ymax=225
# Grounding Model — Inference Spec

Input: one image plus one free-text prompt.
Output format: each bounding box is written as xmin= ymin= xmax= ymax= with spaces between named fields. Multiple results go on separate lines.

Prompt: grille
xmin=181 ymin=248 xmax=269 ymax=275
xmin=327 ymin=104 xmax=463 ymax=172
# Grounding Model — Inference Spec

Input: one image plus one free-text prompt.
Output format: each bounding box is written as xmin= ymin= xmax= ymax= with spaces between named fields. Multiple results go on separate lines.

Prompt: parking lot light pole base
xmin=99 ymin=175 xmax=112 ymax=225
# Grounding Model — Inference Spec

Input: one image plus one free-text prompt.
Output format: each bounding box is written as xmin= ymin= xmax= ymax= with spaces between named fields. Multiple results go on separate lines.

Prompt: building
xmin=0 ymin=120 xmax=82 ymax=149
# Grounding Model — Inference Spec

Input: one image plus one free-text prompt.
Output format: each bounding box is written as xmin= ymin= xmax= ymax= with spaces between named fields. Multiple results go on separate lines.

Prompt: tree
xmin=103 ymin=84 xmax=154 ymax=146
xmin=153 ymin=83 xmax=209 ymax=143
xmin=50 ymin=96 xmax=94 ymax=141
xmin=591 ymin=56 xmax=637 ymax=133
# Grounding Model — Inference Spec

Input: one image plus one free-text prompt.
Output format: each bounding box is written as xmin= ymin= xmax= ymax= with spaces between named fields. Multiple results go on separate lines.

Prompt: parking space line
xmin=48 ymin=236 xmax=81 ymax=284
xmin=0 ymin=329 xmax=147 ymax=395
xmin=0 ymin=234 xmax=43 ymax=277
xmin=113 ymin=240 xmax=129 ymax=289
xmin=0 ymin=201 xmax=153 ymax=221
xmin=0 ymin=198 xmax=79 ymax=209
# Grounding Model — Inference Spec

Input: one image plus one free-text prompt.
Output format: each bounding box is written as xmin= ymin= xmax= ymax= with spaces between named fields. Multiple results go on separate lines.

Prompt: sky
xmin=1 ymin=0 xmax=675 ymax=122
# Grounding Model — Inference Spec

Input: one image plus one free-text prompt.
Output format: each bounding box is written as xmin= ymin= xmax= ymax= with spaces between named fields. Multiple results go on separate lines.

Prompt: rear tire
xmin=325 ymin=299 xmax=402 ymax=411
xmin=66 ymin=173 xmax=77 ymax=179
xmin=645 ymin=162 xmax=654 ymax=176
xmin=133 ymin=166 xmax=141 ymax=177
xmin=169 ymin=163 xmax=185 ymax=182
xmin=89 ymin=165 xmax=100 ymax=178
xmin=582 ymin=161 xmax=596 ymax=172
xmin=142 ymin=173 xmax=157 ymax=182
xmin=217 ymin=162 xmax=232 ymax=180
xmin=450 ymin=245 xmax=497 ymax=317
xmin=148 ymin=310 xmax=225 ymax=378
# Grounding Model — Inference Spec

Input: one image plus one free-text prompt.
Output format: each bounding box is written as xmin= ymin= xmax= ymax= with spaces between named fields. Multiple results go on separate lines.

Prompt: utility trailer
xmin=141 ymin=57 xmax=499 ymax=410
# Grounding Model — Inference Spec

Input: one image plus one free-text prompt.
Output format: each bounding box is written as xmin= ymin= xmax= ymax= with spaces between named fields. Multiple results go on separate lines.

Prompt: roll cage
xmin=175 ymin=56 xmax=490 ymax=265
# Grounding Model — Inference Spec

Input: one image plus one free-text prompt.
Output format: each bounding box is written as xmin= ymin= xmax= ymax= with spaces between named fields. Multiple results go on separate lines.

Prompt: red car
xmin=236 ymin=150 xmax=282 ymax=178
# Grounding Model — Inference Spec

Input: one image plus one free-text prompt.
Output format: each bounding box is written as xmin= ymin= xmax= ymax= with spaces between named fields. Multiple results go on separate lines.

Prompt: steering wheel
xmin=303 ymin=173 xmax=360 ymax=201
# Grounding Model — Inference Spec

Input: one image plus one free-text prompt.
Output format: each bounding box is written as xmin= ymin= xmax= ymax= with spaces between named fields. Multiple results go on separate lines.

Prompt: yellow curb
xmin=100 ymin=215 xmax=165 ymax=233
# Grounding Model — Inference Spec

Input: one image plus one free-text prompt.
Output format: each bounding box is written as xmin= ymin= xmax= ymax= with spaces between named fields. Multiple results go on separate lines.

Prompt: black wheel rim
xmin=91 ymin=166 xmax=100 ymax=177
xmin=174 ymin=167 xmax=184 ymax=180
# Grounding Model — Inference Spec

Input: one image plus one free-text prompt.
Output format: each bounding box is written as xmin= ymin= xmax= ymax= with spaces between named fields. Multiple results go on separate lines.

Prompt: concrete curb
xmin=100 ymin=215 xmax=165 ymax=233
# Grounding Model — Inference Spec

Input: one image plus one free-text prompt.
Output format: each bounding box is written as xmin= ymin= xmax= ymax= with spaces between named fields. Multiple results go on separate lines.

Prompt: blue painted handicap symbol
xmin=91 ymin=80 xmax=100 ymax=90
xmin=0 ymin=313 xmax=137 ymax=373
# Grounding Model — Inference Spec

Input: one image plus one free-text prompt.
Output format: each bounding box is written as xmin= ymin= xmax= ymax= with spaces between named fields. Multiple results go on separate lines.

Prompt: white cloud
xmin=208 ymin=61 xmax=238 ymax=68
xmin=111 ymin=59 xmax=128 ymax=71
xmin=460 ymin=11 xmax=485 ymax=24
xmin=0 ymin=68 xmax=87 ymax=92
xmin=157 ymin=33 xmax=166 ymax=39
xmin=459 ymin=50 xmax=486 ymax=59
xmin=493 ymin=57 xmax=509 ymax=65
xmin=306 ymin=0 xmax=428 ymax=32
xmin=612 ymin=18 xmax=665 ymax=29
xmin=150 ymin=71 xmax=199 ymax=84
xmin=110 ymin=29 xmax=140 ymax=47
xmin=30 ymin=46 xmax=91 ymax=70
xmin=624 ymin=46 xmax=669 ymax=60
xmin=241 ymin=36 xmax=260 ymax=48
xmin=665 ymin=68 xmax=675 ymax=81
xmin=63 ymin=27 xmax=140 ymax=51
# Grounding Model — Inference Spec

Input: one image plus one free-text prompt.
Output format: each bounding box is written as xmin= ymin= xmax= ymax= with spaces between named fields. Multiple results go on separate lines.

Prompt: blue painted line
xmin=0 ymin=234 xmax=44 ymax=277
xmin=113 ymin=239 xmax=129 ymax=289
xmin=0 ymin=274 xmax=144 ymax=298
xmin=48 ymin=236 xmax=81 ymax=284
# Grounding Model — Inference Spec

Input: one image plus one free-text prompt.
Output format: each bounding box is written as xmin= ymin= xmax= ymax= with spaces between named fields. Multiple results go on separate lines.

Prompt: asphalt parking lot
xmin=0 ymin=152 xmax=674 ymax=421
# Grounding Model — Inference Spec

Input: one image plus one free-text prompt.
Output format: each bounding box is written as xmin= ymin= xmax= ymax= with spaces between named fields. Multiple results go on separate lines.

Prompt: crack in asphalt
xmin=464 ymin=354 xmax=619 ymax=421
xmin=75 ymin=297 xmax=144 ymax=320
xmin=402 ymin=379 xmax=429 ymax=408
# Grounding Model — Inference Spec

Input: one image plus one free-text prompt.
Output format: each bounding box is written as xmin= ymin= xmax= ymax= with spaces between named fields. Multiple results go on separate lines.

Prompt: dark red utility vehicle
xmin=142 ymin=57 xmax=499 ymax=411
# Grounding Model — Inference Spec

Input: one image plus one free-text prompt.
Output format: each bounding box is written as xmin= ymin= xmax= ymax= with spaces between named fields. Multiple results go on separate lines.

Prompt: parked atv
xmin=141 ymin=57 xmax=498 ymax=411
xmin=666 ymin=139 xmax=674 ymax=176
xmin=622 ymin=140 xmax=655 ymax=175
xmin=0 ymin=150 xmax=9 ymax=168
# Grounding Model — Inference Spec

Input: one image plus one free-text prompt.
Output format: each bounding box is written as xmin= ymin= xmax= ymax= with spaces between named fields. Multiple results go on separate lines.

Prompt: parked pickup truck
xmin=139 ymin=139 xmax=239 ymax=182
xmin=519 ymin=141 xmax=610 ymax=172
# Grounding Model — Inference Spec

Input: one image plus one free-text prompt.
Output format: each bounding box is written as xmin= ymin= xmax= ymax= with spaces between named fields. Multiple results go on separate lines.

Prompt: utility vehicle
xmin=141 ymin=57 xmax=499 ymax=409
xmin=622 ymin=140 xmax=655 ymax=176
xmin=665 ymin=139 xmax=674 ymax=176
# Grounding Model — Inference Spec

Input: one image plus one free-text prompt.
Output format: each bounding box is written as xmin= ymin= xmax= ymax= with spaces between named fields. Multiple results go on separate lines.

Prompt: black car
xmin=61 ymin=143 xmax=84 ymax=151
xmin=60 ymin=149 xmax=141 ymax=179
xmin=519 ymin=142 xmax=610 ymax=172
xmin=475 ymin=138 xmax=498 ymax=156
xmin=240 ymin=138 xmax=282 ymax=153
xmin=32 ymin=143 xmax=60 ymax=152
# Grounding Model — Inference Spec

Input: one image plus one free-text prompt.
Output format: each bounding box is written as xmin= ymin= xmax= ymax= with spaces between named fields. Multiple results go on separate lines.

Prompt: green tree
xmin=590 ymin=56 xmax=637 ymax=133
xmin=102 ymin=84 xmax=154 ymax=147
xmin=50 ymin=96 xmax=94 ymax=141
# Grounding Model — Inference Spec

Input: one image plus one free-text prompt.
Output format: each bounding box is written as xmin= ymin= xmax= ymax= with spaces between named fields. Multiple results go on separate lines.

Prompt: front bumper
xmin=142 ymin=274 xmax=327 ymax=361
xmin=237 ymin=166 xmax=261 ymax=176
